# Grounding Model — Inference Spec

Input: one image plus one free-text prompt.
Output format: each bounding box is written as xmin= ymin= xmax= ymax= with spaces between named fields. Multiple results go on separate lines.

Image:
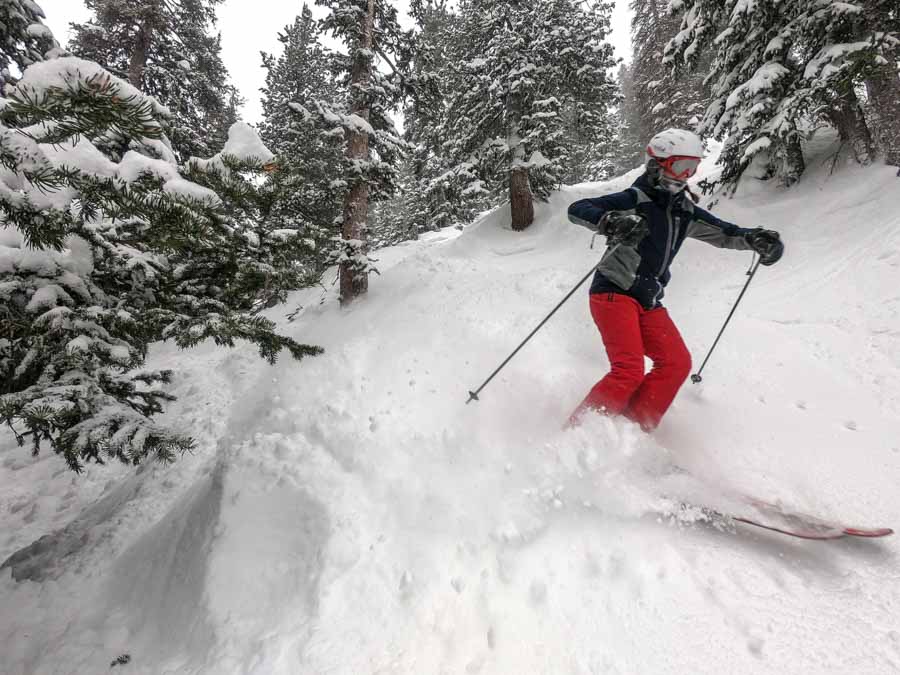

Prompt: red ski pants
xmin=573 ymin=293 xmax=692 ymax=431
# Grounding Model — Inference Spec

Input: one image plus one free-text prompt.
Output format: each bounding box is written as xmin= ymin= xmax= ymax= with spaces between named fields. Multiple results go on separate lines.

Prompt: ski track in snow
xmin=2 ymin=142 xmax=900 ymax=674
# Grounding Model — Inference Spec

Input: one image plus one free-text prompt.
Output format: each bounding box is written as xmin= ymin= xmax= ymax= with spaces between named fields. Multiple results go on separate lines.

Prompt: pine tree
xmin=375 ymin=0 xmax=476 ymax=241
xmin=0 ymin=58 xmax=320 ymax=472
xmin=666 ymin=0 xmax=806 ymax=190
xmin=315 ymin=0 xmax=409 ymax=304
xmin=798 ymin=0 xmax=900 ymax=166
xmin=613 ymin=63 xmax=646 ymax=172
xmin=437 ymin=0 xmax=618 ymax=231
xmin=629 ymin=0 xmax=709 ymax=140
xmin=259 ymin=5 xmax=344 ymax=283
xmin=69 ymin=0 xmax=243 ymax=160
xmin=666 ymin=0 xmax=900 ymax=191
xmin=369 ymin=0 xmax=489 ymax=245
xmin=861 ymin=0 xmax=900 ymax=166
xmin=0 ymin=0 xmax=59 ymax=87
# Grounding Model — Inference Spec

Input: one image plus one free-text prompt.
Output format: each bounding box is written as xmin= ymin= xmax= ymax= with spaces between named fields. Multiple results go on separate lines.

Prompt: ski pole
xmin=467 ymin=265 xmax=597 ymax=404
xmin=691 ymin=258 xmax=762 ymax=384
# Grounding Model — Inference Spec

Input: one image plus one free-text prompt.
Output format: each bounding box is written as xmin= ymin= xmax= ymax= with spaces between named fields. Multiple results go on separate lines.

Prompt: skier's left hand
xmin=745 ymin=228 xmax=784 ymax=266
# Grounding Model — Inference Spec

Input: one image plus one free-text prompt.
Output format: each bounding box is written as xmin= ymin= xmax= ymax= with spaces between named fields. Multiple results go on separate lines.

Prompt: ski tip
xmin=843 ymin=527 xmax=894 ymax=538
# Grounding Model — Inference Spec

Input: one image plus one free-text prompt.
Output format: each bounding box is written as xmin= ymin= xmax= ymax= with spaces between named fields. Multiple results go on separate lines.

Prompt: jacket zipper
xmin=659 ymin=201 xmax=675 ymax=277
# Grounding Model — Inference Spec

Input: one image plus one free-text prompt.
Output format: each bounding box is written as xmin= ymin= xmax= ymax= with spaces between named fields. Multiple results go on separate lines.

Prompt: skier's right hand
xmin=605 ymin=212 xmax=648 ymax=247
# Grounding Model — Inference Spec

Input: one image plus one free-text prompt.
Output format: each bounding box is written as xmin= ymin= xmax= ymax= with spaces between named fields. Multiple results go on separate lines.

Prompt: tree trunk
xmin=779 ymin=132 xmax=806 ymax=188
xmin=865 ymin=64 xmax=900 ymax=167
xmin=829 ymin=80 xmax=874 ymax=165
xmin=128 ymin=22 xmax=151 ymax=88
xmin=507 ymin=96 xmax=534 ymax=231
xmin=339 ymin=0 xmax=375 ymax=306
xmin=509 ymin=167 xmax=535 ymax=231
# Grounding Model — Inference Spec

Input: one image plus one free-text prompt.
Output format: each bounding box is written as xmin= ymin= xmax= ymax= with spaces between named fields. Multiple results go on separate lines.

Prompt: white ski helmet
xmin=645 ymin=129 xmax=704 ymax=194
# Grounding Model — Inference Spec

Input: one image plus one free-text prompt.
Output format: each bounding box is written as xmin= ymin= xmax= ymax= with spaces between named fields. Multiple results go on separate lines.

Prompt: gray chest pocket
xmin=598 ymin=245 xmax=641 ymax=291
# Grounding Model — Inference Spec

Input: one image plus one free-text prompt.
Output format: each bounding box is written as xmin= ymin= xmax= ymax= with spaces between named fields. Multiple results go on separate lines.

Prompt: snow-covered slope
xmin=2 ymin=141 xmax=899 ymax=674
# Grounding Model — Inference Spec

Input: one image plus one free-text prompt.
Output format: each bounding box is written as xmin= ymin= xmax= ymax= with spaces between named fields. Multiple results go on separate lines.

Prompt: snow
xmin=118 ymin=151 xmax=221 ymax=205
xmin=162 ymin=178 xmax=222 ymax=206
xmin=25 ymin=283 xmax=70 ymax=312
xmin=743 ymin=135 xmax=772 ymax=158
xmin=43 ymin=137 xmax=119 ymax=179
xmin=25 ymin=23 xmax=53 ymax=39
xmin=116 ymin=152 xmax=181 ymax=184
xmin=188 ymin=122 xmax=275 ymax=175
xmin=804 ymin=41 xmax=873 ymax=81
xmin=513 ymin=151 xmax=554 ymax=171
xmin=14 ymin=57 xmax=168 ymax=119
xmin=725 ymin=62 xmax=790 ymax=110
xmin=2 ymin=137 xmax=900 ymax=673
xmin=220 ymin=122 xmax=275 ymax=164
xmin=65 ymin=335 xmax=92 ymax=353
xmin=344 ymin=113 xmax=375 ymax=136
xmin=0 ymin=60 xmax=202 ymax=218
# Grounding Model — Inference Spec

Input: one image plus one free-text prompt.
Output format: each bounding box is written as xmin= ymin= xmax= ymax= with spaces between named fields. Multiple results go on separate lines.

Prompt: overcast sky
xmin=39 ymin=0 xmax=634 ymax=125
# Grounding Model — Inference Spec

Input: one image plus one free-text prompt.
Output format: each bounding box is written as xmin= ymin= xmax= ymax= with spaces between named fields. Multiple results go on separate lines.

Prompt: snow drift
xmin=2 ymin=139 xmax=899 ymax=674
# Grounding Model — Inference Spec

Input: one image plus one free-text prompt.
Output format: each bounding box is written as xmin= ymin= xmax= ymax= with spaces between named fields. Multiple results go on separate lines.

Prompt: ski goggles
xmin=647 ymin=149 xmax=702 ymax=180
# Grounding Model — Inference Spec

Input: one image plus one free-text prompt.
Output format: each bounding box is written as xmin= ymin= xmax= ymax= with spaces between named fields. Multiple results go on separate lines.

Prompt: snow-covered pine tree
xmin=259 ymin=5 xmax=343 ymax=282
xmin=0 ymin=0 xmax=59 ymax=87
xmin=666 ymin=0 xmax=900 ymax=191
xmin=438 ymin=0 xmax=618 ymax=231
xmin=69 ymin=0 xmax=243 ymax=161
xmin=629 ymin=0 xmax=708 ymax=144
xmin=666 ymin=0 xmax=807 ymax=191
xmin=797 ymin=1 xmax=876 ymax=166
xmin=375 ymin=0 xmax=475 ymax=242
xmin=797 ymin=0 xmax=900 ymax=167
xmin=613 ymin=63 xmax=646 ymax=173
xmin=370 ymin=0 xmax=484 ymax=246
xmin=0 ymin=58 xmax=321 ymax=472
xmin=315 ymin=0 xmax=409 ymax=304
xmin=860 ymin=0 xmax=900 ymax=167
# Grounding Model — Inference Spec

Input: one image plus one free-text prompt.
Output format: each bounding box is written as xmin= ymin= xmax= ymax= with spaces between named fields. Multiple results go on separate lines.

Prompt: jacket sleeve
xmin=567 ymin=190 xmax=638 ymax=234
xmin=686 ymin=206 xmax=754 ymax=250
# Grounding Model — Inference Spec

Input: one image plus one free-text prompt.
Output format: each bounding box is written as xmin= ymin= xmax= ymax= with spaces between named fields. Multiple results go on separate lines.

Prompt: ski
xmin=691 ymin=497 xmax=894 ymax=541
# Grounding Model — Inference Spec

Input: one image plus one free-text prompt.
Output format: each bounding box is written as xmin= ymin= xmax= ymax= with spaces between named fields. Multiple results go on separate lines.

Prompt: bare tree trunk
xmin=340 ymin=0 xmax=375 ymax=305
xmin=507 ymin=96 xmax=534 ymax=231
xmin=865 ymin=64 xmax=900 ymax=167
xmin=509 ymin=167 xmax=535 ymax=231
xmin=829 ymin=80 xmax=874 ymax=165
xmin=128 ymin=22 xmax=151 ymax=88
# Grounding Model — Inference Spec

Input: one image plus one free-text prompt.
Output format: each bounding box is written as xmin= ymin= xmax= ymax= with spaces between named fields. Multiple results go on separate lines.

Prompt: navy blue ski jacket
xmin=568 ymin=173 xmax=755 ymax=309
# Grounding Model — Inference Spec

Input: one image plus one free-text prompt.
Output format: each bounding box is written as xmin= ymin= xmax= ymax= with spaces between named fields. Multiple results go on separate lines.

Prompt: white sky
xmin=39 ymin=0 xmax=634 ymax=125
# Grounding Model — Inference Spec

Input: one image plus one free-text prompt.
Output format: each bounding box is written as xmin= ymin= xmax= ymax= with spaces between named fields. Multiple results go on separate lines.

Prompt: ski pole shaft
xmin=691 ymin=258 xmax=762 ymax=384
xmin=467 ymin=265 xmax=597 ymax=404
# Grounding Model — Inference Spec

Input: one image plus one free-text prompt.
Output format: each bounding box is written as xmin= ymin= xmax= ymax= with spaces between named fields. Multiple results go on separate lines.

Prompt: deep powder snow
xmin=1 ymin=140 xmax=899 ymax=674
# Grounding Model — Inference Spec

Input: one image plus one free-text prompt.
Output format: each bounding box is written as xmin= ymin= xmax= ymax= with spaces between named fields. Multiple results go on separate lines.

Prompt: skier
xmin=567 ymin=129 xmax=784 ymax=431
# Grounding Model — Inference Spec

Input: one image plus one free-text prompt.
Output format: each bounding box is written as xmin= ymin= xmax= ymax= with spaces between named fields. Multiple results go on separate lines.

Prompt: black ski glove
xmin=745 ymin=228 xmax=784 ymax=266
xmin=605 ymin=212 xmax=649 ymax=248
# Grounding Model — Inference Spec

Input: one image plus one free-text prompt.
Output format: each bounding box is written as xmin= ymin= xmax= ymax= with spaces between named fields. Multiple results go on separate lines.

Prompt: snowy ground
xmin=2 ymin=141 xmax=899 ymax=674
